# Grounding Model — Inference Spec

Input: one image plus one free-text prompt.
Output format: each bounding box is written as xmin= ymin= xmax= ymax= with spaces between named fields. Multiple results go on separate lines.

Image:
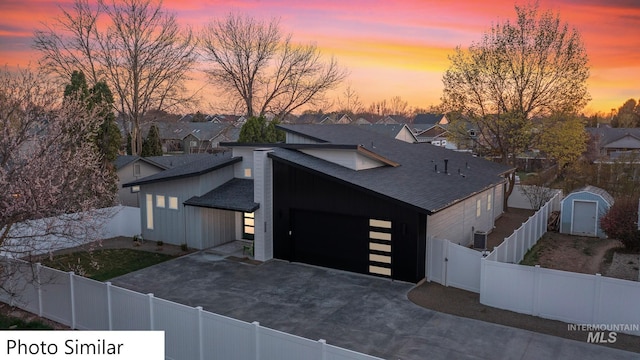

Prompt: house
xmin=124 ymin=125 xmax=512 ymax=282
xmin=356 ymin=124 xmax=418 ymax=143
xmin=114 ymin=155 xmax=168 ymax=207
xmin=115 ymin=154 xmax=214 ymax=207
xmin=587 ymin=127 xmax=640 ymax=158
xmin=560 ymin=185 xmax=614 ymax=238
xmin=414 ymin=124 xmax=450 ymax=146
xmin=412 ymin=113 xmax=448 ymax=128
xmin=144 ymin=122 xmax=239 ymax=154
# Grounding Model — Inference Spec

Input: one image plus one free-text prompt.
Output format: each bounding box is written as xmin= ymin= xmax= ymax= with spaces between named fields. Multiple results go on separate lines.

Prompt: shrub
xmin=180 ymin=243 xmax=188 ymax=251
xmin=600 ymin=198 xmax=640 ymax=251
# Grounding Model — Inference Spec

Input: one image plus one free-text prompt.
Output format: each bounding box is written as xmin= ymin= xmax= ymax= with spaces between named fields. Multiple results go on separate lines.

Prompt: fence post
xmin=533 ymin=265 xmax=541 ymax=316
xmin=106 ymin=282 xmax=113 ymax=330
xmin=148 ymin=293 xmax=155 ymax=330
xmin=318 ymin=339 xmax=327 ymax=360
xmin=196 ymin=306 xmax=204 ymax=360
xmin=592 ymin=274 xmax=602 ymax=324
xmin=36 ymin=263 xmax=43 ymax=317
xmin=252 ymin=321 xmax=261 ymax=360
xmin=69 ymin=271 xmax=76 ymax=329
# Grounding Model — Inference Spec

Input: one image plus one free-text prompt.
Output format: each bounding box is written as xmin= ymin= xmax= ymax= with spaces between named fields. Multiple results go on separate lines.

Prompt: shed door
xmin=572 ymin=201 xmax=597 ymax=236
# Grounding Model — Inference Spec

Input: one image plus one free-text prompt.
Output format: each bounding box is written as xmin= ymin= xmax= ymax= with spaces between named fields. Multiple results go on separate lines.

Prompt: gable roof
xmin=184 ymin=178 xmax=259 ymax=212
xmin=114 ymin=155 xmax=168 ymax=171
xmin=413 ymin=113 xmax=444 ymax=125
xmin=272 ymin=124 xmax=512 ymax=214
xmin=587 ymin=127 xmax=640 ymax=147
xmin=568 ymin=185 xmax=614 ymax=206
xmin=123 ymin=152 xmax=240 ymax=187
xmin=356 ymin=124 xmax=418 ymax=143
xmin=146 ymin=154 xmax=213 ymax=168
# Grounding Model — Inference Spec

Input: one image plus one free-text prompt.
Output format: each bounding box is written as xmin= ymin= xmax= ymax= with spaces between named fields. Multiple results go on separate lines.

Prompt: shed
xmin=560 ymin=185 xmax=614 ymax=238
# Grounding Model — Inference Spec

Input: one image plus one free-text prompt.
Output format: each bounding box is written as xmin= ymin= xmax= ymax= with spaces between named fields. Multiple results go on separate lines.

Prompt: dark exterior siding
xmin=272 ymin=161 xmax=426 ymax=282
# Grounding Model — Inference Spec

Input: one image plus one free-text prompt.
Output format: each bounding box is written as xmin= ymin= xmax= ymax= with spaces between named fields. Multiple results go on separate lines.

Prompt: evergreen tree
xmin=141 ymin=124 xmax=163 ymax=156
xmin=90 ymin=82 xmax=122 ymax=163
xmin=238 ymin=116 xmax=285 ymax=143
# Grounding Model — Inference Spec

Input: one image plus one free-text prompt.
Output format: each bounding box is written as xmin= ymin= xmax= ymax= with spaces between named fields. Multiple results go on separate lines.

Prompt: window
xmin=156 ymin=195 xmax=165 ymax=208
xmin=168 ymin=196 xmax=178 ymax=210
xmin=243 ymin=212 xmax=255 ymax=240
xmin=133 ymin=163 xmax=141 ymax=176
xmin=146 ymin=194 xmax=154 ymax=230
xmin=487 ymin=194 xmax=492 ymax=211
xmin=190 ymin=141 xmax=198 ymax=147
xmin=131 ymin=185 xmax=140 ymax=193
xmin=244 ymin=168 xmax=252 ymax=177
xmin=476 ymin=199 xmax=482 ymax=217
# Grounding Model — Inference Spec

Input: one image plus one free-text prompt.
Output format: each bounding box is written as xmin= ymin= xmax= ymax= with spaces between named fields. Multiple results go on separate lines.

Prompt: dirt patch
xmin=487 ymin=208 xmax=536 ymax=250
xmin=525 ymin=232 xmax=638 ymax=280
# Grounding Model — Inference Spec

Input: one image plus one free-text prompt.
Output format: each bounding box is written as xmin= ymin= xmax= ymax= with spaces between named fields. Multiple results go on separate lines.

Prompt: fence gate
xmin=426 ymin=237 xmax=483 ymax=293
xmin=427 ymin=237 xmax=447 ymax=286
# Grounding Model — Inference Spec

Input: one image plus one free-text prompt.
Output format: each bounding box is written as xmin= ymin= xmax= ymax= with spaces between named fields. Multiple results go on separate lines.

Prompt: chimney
xmin=444 ymin=159 xmax=449 ymax=174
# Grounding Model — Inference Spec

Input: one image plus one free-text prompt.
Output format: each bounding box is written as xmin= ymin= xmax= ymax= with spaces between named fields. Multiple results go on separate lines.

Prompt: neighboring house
xmin=356 ymin=124 xmax=418 ymax=143
xmin=143 ymin=121 xmax=239 ymax=154
xmin=115 ymin=154 xmax=214 ymax=207
xmin=412 ymin=113 xmax=448 ymax=128
xmin=587 ymin=127 xmax=640 ymax=158
xmin=560 ymin=185 xmax=613 ymax=238
xmin=125 ymin=124 xmax=512 ymax=283
xmin=414 ymin=124 xmax=449 ymax=146
xmin=114 ymin=155 xmax=168 ymax=207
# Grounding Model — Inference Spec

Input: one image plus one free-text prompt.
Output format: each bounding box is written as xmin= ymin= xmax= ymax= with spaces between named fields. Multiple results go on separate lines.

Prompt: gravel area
xmin=606 ymin=252 xmax=640 ymax=281
xmin=408 ymin=281 xmax=640 ymax=353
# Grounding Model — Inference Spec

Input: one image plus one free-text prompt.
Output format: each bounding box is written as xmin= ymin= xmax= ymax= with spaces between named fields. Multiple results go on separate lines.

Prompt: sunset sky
xmin=1 ymin=0 xmax=639 ymax=115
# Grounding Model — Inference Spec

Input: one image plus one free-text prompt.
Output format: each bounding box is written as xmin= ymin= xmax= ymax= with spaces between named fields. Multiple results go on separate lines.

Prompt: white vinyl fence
xmin=1 ymin=206 xmax=140 ymax=258
xmin=426 ymin=237 xmax=483 ymax=293
xmin=0 ymin=260 xmax=381 ymax=360
xmin=485 ymin=192 xmax=561 ymax=263
xmin=480 ymin=260 xmax=640 ymax=336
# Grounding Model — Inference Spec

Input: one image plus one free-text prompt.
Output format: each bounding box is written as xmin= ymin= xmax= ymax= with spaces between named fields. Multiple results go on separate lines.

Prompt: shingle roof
xmin=123 ymin=151 xmax=240 ymax=187
xmin=272 ymin=124 xmax=513 ymax=214
xmin=587 ymin=127 xmax=640 ymax=147
xmin=356 ymin=124 xmax=416 ymax=142
xmin=184 ymin=178 xmax=259 ymax=212
xmin=146 ymin=154 xmax=213 ymax=168
xmin=114 ymin=155 xmax=168 ymax=171
xmin=114 ymin=155 xmax=139 ymax=170
xmin=572 ymin=185 xmax=614 ymax=206
xmin=413 ymin=113 xmax=444 ymax=125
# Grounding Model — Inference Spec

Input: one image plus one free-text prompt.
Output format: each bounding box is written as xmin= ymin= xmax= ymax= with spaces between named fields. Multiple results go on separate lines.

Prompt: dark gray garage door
xmin=290 ymin=209 xmax=369 ymax=274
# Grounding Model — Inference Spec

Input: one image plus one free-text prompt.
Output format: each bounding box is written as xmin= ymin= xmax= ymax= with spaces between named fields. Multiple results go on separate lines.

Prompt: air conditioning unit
xmin=474 ymin=231 xmax=487 ymax=250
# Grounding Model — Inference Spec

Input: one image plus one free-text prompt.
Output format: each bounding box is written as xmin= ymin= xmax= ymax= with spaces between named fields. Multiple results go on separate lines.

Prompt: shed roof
xmin=184 ymin=178 xmax=259 ymax=212
xmin=569 ymin=185 xmax=614 ymax=206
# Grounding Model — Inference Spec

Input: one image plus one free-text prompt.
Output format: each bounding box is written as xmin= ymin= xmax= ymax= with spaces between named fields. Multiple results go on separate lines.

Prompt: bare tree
xmin=34 ymin=0 xmax=198 ymax=155
xmin=335 ymin=84 xmax=363 ymax=115
xmin=441 ymin=3 xmax=590 ymax=208
xmin=389 ymin=96 xmax=410 ymax=116
xmin=0 ymin=67 xmax=115 ymax=265
xmin=201 ymin=13 xmax=347 ymax=119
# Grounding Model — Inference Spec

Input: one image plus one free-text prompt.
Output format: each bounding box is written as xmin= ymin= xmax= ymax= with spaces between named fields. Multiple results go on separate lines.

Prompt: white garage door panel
xmin=572 ymin=201 xmax=596 ymax=236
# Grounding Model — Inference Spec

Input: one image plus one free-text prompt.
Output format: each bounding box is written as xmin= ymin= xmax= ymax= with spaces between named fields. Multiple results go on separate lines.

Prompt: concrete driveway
xmin=112 ymin=252 xmax=638 ymax=360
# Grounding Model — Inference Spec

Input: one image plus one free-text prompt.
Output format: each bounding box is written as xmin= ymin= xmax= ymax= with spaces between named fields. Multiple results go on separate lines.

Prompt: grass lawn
xmin=41 ymin=249 xmax=177 ymax=281
xmin=0 ymin=313 xmax=52 ymax=329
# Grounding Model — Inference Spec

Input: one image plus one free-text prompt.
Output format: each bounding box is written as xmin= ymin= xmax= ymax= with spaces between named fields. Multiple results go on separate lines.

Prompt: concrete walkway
xmin=111 ymin=252 xmax=638 ymax=360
